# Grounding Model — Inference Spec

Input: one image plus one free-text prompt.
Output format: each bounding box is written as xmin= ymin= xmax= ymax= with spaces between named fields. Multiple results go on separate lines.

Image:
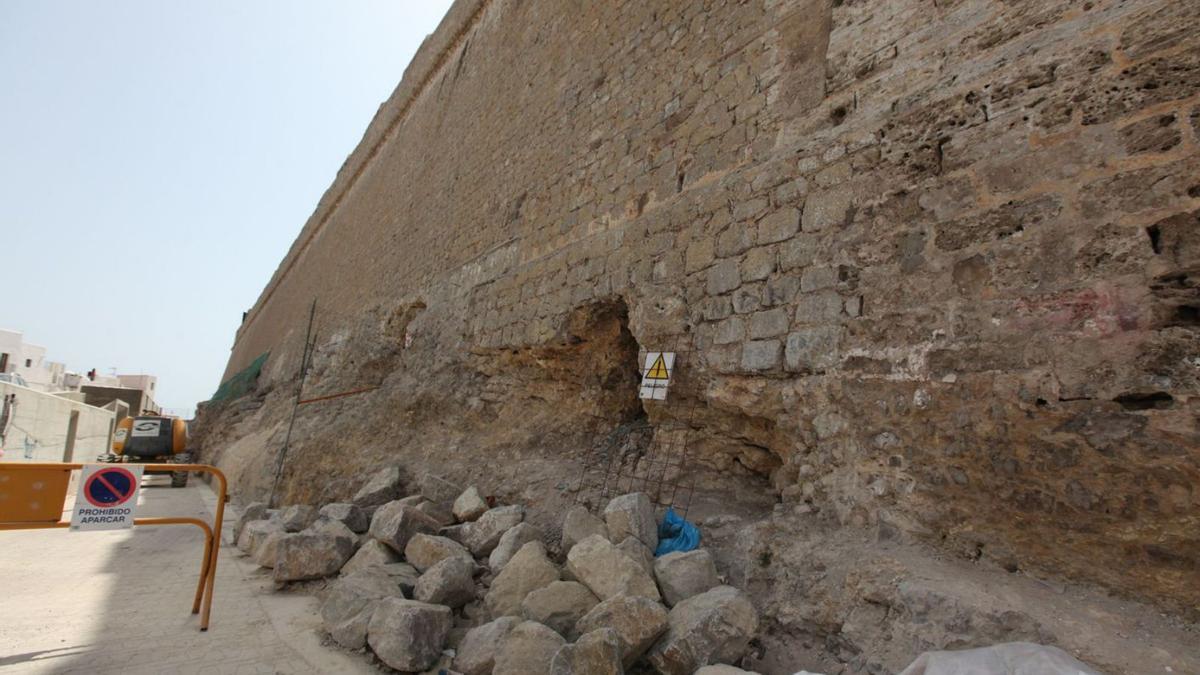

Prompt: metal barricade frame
xmin=0 ymin=462 xmax=228 ymax=631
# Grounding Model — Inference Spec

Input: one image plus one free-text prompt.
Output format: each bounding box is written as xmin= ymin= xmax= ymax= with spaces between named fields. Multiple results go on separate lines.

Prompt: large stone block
xmin=575 ymin=594 xmax=669 ymax=668
xmin=561 ymin=505 xmax=607 ymax=553
xmin=273 ymin=529 xmax=357 ymax=582
xmin=654 ymin=549 xmax=721 ymax=607
xmin=279 ymin=504 xmax=317 ymax=532
xmin=321 ymin=570 xmax=405 ymax=649
xmin=454 ymin=616 xmax=521 ymax=675
xmin=488 ymin=522 xmax=543 ymax=572
xmin=413 ymin=555 xmax=476 ymax=608
xmin=519 ymin=580 xmax=599 ymax=639
xmin=493 ymin=620 xmax=566 ymax=675
xmin=366 ymin=597 xmax=453 ymax=672
xmin=353 ymin=466 xmax=404 ymax=510
xmin=646 ymin=585 xmax=759 ymax=674
xmin=566 ymin=534 xmax=661 ymax=602
xmin=549 ymin=627 xmax=623 ymax=675
xmin=603 ymin=492 xmax=658 ymax=550
xmin=404 ymin=533 xmax=471 ymax=573
xmin=318 ymin=502 xmax=369 ymax=534
xmin=340 ymin=538 xmax=402 ymax=575
xmin=464 ymin=504 xmax=525 ymax=556
xmin=368 ymin=501 xmax=440 ymax=554
xmin=453 ymin=485 xmax=489 ymax=522
xmin=232 ymin=501 xmax=268 ymax=542
xmin=485 ymin=540 xmax=560 ymax=617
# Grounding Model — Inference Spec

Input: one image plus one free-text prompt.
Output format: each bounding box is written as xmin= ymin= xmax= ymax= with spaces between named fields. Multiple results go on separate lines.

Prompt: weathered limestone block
xmin=575 ymin=594 xmax=669 ymax=668
xmin=488 ymin=522 xmax=543 ymax=572
xmin=519 ymin=580 xmax=599 ymax=639
xmin=549 ymin=627 xmax=623 ymax=675
xmin=603 ymin=492 xmax=658 ymax=550
xmin=454 ymin=616 xmax=521 ymax=675
xmin=618 ymin=536 xmax=655 ymax=576
xmin=654 ymin=549 xmax=721 ymax=606
xmin=646 ymin=585 xmax=759 ymax=675
xmin=368 ymin=500 xmax=440 ymax=554
xmin=280 ymin=504 xmax=317 ymax=532
xmin=419 ymin=472 xmax=463 ymax=504
xmin=237 ymin=519 xmax=283 ymax=557
xmin=340 ymin=538 xmax=401 ymax=575
xmin=366 ymin=597 xmax=452 ymax=672
xmin=253 ymin=528 xmax=287 ymax=568
xmin=413 ymin=555 xmax=476 ymax=608
xmin=567 ymin=534 xmax=661 ymax=602
xmin=453 ymin=485 xmax=489 ymax=522
xmin=380 ymin=562 xmax=420 ymax=596
xmin=352 ymin=466 xmax=403 ymax=510
xmin=404 ymin=533 xmax=472 ymax=573
xmin=415 ymin=499 xmax=456 ymax=526
xmin=233 ymin=501 xmax=268 ymax=542
xmin=273 ymin=529 xmax=357 ymax=582
xmin=562 ymin=505 xmax=608 ymax=553
xmin=318 ymin=502 xmax=369 ymax=533
xmin=321 ymin=570 xmax=405 ymax=649
xmin=485 ymin=540 xmax=560 ymax=617
xmin=464 ymin=504 xmax=525 ymax=556
xmin=493 ymin=620 xmax=566 ymax=675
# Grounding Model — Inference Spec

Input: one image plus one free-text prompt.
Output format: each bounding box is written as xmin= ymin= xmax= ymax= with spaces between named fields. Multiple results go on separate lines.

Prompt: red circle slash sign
xmin=83 ymin=467 xmax=138 ymax=508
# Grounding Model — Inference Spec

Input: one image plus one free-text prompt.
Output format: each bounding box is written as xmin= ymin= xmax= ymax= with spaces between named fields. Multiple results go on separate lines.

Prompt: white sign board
xmin=70 ymin=464 xmax=143 ymax=531
xmin=130 ymin=419 xmax=162 ymax=437
xmin=639 ymin=352 xmax=675 ymax=400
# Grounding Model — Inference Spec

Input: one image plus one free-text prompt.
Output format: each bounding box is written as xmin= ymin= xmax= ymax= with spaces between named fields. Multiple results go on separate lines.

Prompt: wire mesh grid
xmin=574 ymin=334 xmax=699 ymax=518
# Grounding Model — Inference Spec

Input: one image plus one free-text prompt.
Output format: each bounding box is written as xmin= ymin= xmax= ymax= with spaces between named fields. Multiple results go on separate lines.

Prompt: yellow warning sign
xmin=639 ymin=352 xmax=675 ymax=400
xmin=645 ymin=354 xmax=670 ymax=380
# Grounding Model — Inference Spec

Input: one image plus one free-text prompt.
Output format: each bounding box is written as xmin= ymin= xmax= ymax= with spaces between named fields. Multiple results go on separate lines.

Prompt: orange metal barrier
xmin=0 ymin=462 xmax=228 ymax=631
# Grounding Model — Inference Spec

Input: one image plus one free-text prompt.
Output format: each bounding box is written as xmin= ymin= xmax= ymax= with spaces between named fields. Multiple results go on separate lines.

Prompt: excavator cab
xmin=102 ymin=415 xmax=192 ymax=487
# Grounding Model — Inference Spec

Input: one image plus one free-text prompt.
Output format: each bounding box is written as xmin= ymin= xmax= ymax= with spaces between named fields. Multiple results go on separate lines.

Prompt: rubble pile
xmin=232 ymin=467 xmax=760 ymax=674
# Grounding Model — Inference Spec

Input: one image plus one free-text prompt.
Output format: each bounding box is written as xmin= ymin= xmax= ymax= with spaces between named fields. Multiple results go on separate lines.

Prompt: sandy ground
xmin=0 ymin=472 xmax=374 ymax=675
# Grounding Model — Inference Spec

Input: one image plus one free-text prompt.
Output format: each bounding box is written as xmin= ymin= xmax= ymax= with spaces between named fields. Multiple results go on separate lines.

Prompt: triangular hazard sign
xmin=646 ymin=354 xmax=670 ymax=380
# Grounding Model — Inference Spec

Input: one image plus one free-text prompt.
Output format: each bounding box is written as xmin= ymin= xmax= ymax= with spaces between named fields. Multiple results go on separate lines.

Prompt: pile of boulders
xmin=232 ymin=469 xmax=760 ymax=674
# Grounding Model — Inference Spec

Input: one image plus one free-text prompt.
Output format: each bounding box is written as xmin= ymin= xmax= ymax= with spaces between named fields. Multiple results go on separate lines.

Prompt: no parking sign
xmin=70 ymin=464 xmax=143 ymax=531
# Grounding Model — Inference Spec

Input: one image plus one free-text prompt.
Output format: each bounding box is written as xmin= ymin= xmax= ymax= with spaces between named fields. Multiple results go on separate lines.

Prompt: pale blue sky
xmin=0 ymin=1 xmax=454 ymax=414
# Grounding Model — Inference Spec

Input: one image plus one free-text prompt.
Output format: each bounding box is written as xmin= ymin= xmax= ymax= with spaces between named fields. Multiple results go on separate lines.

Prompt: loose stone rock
xmin=273 ymin=529 xmax=357 ymax=582
xmin=415 ymin=499 xmax=456 ymax=527
xmin=485 ymin=540 xmax=560 ymax=617
xmin=341 ymin=539 xmax=401 ymax=575
xmin=603 ymin=492 xmax=659 ymax=550
xmin=280 ymin=504 xmax=317 ymax=532
xmin=646 ymin=585 xmax=759 ymax=675
xmin=368 ymin=501 xmax=440 ymax=554
xmin=464 ymin=504 xmax=525 ymax=556
xmin=618 ymin=536 xmax=655 ymax=576
xmin=575 ymin=594 xmax=669 ymax=668
xmin=453 ymin=485 xmax=489 ymax=522
xmin=561 ymin=505 xmax=608 ymax=553
xmin=654 ymin=549 xmax=721 ymax=606
xmin=366 ymin=597 xmax=453 ymax=672
xmin=549 ymin=627 xmax=623 ymax=675
xmin=237 ymin=519 xmax=283 ymax=557
xmin=454 ymin=615 xmax=521 ymax=675
xmin=567 ymin=534 xmax=661 ymax=602
xmin=352 ymin=466 xmax=404 ymax=510
xmin=253 ymin=528 xmax=287 ymax=568
xmin=695 ymin=666 xmax=761 ymax=675
xmin=493 ymin=620 xmax=566 ymax=675
xmin=413 ymin=555 xmax=477 ymax=608
xmin=419 ymin=472 xmax=463 ymax=504
xmin=321 ymin=570 xmax=405 ymax=649
xmin=488 ymin=522 xmax=543 ymax=572
xmin=520 ymin=580 xmax=599 ymax=639
xmin=318 ymin=502 xmax=369 ymax=534
xmin=380 ymin=562 xmax=420 ymax=596
xmin=404 ymin=533 xmax=472 ymax=573
xmin=233 ymin=501 xmax=268 ymax=542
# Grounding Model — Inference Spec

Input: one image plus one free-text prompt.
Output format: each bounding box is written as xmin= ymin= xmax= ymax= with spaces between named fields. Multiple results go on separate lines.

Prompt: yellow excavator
xmin=100 ymin=415 xmax=192 ymax=487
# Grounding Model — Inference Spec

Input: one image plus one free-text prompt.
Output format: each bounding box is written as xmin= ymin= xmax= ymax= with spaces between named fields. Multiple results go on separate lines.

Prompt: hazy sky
xmin=0 ymin=1 xmax=454 ymax=415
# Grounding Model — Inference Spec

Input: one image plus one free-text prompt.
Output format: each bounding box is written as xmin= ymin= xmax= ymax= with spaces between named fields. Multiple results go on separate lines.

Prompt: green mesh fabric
xmin=210 ymin=352 xmax=269 ymax=402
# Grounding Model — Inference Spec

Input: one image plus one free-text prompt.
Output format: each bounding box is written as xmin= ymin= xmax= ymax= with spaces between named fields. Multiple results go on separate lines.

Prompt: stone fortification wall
xmin=204 ymin=0 xmax=1199 ymax=620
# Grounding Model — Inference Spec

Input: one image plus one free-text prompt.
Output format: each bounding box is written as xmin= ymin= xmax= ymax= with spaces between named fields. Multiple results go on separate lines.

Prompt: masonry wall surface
xmin=207 ymin=0 xmax=1199 ymax=619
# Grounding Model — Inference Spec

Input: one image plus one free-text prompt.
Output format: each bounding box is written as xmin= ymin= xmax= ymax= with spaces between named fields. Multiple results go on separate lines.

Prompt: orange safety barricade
xmin=0 ymin=462 xmax=228 ymax=631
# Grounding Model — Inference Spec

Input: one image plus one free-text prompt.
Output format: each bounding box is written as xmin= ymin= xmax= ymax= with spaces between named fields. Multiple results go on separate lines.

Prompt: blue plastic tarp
xmin=655 ymin=507 xmax=700 ymax=556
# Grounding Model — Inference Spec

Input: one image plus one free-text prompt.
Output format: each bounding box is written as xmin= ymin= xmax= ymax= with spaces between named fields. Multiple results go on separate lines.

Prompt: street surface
xmin=0 ymin=473 xmax=372 ymax=674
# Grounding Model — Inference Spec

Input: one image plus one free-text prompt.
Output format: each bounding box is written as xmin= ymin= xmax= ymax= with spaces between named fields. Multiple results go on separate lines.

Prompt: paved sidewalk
xmin=0 ymin=473 xmax=373 ymax=675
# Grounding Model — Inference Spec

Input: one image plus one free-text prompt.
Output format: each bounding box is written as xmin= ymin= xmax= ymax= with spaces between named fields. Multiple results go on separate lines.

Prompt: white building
xmin=0 ymin=329 xmax=67 ymax=392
